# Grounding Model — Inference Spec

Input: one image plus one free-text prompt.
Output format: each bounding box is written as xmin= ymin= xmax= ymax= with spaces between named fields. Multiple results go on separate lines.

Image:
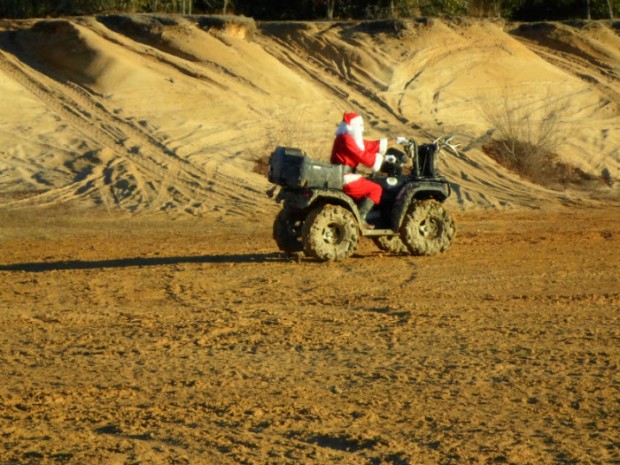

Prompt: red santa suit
xmin=330 ymin=112 xmax=388 ymax=204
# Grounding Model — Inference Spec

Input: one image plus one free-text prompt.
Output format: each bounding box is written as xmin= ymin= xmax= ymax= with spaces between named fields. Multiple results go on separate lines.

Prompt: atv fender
xmin=279 ymin=188 xmax=363 ymax=223
xmin=392 ymin=181 xmax=451 ymax=229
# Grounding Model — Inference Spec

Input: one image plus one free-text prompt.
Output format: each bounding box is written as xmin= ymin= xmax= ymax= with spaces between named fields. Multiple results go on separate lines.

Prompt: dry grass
xmin=482 ymin=140 xmax=598 ymax=187
xmin=478 ymin=90 xmax=600 ymax=187
xmin=253 ymin=155 xmax=270 ymax=177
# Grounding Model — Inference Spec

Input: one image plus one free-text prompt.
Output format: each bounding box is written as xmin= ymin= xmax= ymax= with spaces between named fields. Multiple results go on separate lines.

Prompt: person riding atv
xmin=330 ymin=112 xmax=407 ymax=228
xmin=267 ymin=123 xmax=458 ymax=262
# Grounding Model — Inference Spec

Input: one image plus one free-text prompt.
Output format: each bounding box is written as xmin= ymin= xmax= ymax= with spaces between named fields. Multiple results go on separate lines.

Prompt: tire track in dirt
xmin=0 ymin=46 xmax=117 ymax=209
xmin=511 ymin=35 xmax=620 ymax=110
xmin=0 ymin=43 xmax=174 ymax=210
xmin=87 ymin=16 xmax=267 ymax=95
xmin=1 ymin=207 xmax=618 ymax=465
xmin=254 ymin=30 xmax=571 ymax=210
xmin=256 ymin=31 xmax=408 ymax=127
xmin=0 ymin=26 xmax=266 ymax=216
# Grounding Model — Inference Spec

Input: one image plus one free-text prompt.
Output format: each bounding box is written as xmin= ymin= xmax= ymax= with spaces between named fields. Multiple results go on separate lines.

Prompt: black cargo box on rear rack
xmin=268 ymin=146 xmax=343 ymax=189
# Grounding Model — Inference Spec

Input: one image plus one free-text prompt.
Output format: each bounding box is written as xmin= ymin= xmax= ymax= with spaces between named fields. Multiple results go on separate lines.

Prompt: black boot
xmin=357 ymin=197 xmax=376 ymax=229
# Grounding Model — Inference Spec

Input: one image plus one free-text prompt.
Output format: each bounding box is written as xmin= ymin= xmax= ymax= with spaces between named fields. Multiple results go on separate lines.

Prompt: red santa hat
xmin=337 ymin=112 xmax=364 ymax=137
xmin=342 ymin=112 xmax=363 ymax=128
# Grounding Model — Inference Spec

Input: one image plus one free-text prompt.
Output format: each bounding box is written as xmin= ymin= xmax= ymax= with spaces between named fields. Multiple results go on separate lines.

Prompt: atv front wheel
xmin=273 ymin=209 xmax=305 ymax=255
xmin=302 ymin=205 xmax=359 ymax=261
xmin=401 ymin=200 xmax=456 ymax=256
xmin=372 ymin=235 xmax=409 ymax=254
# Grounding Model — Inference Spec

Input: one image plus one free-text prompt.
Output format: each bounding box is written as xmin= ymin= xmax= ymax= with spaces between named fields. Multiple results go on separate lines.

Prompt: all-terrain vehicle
xmin=267 ymin=137 xmax=458 ymax=261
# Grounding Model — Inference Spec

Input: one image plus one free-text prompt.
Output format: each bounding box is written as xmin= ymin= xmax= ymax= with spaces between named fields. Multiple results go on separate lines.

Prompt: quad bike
xmin=266 ymin=137 xmax=458 ymax=261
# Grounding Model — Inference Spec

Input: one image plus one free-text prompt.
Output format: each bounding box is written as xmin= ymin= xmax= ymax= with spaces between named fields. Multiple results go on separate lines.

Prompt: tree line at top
xmin=1 ymin=0 xmax=617 ymax=21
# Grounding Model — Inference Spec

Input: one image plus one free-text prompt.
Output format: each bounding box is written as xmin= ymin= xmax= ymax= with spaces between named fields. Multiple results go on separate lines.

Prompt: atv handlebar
xmin=395 ymin=136 xmax=461 ymax=160
xmin=381 ymin=135 xmax=460 ymax=178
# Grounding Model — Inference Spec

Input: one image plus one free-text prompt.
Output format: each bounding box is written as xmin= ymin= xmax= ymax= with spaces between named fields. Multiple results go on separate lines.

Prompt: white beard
xmin=336 ymin=121 xmax=365 ymax=151
xmin=351 ymin=127 xmax=365 ymax=151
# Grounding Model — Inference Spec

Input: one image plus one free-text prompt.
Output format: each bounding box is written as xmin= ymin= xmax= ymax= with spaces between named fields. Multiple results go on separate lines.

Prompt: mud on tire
xmin=372 ymin=235 xmax=409 ymax=254
xmin=273 ymin=209 xmax=305 ymax=255
xmin=401 ymin=199 xmax=455 ymax=256
xmin=302 ymin=205 xmax=359 ymax=261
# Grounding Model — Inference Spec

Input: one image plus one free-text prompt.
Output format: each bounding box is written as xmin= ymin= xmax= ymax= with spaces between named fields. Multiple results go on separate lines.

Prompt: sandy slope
xmin=0 ymin=15 xmax=618 ymax=215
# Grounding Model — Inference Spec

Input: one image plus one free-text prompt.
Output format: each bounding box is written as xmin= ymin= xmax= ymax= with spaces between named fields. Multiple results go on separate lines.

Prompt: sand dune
xmin=0 ymin=15 xmax=618 ymax=216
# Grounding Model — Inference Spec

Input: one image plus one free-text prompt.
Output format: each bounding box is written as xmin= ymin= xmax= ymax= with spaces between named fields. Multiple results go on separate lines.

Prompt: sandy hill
xmin=0 ymin=15 xmax=618 ymax=218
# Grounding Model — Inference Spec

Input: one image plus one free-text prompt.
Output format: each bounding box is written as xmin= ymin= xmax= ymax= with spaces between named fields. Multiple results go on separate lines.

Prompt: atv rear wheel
xmin=372 ymin=235 xmax=409 ymax=254
xmin=401 ymin=199 xmax=455 ymax=256
xmin=273 ymin=209 xmax=305 ymax=255
xmin=302 ymin=205 xmax=359 ymax=261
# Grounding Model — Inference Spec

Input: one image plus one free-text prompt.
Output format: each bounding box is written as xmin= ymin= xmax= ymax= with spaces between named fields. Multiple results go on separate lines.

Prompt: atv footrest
xmin=361 ymin=228 xmax=398 ymax=237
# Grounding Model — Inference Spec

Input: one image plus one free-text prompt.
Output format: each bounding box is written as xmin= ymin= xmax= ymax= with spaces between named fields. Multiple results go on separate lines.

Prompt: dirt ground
xmin=0 ymin=205 xmax=618 ymax=465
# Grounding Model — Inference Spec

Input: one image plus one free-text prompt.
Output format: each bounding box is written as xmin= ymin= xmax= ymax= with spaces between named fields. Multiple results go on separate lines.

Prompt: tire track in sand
xmin=0 ymin=30 xmax=264 ymax=216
